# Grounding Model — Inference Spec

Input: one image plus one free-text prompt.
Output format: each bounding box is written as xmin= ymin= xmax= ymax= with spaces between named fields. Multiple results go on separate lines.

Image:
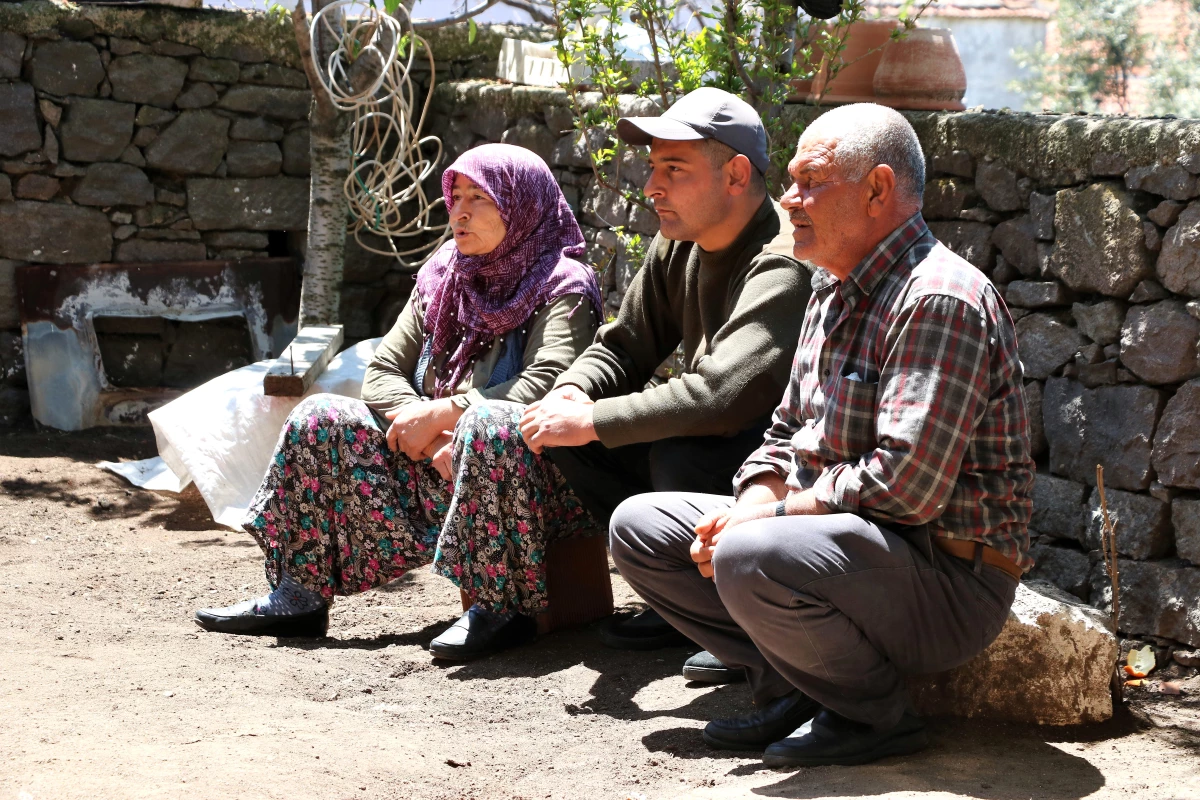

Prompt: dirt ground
xmin=2 ymin=427 xmax=1200 ymax=800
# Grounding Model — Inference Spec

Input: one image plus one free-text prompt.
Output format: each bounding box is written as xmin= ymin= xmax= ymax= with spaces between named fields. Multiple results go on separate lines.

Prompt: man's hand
xmin=519 ymin=385 xmax=598 ymax=454
xmin=690 ymin=488 xmax=832 ymax=579
xmin=424 ymin=431 xmax=455 ymax=481
xmin=385 ymin=399 xmax=462 ymax=462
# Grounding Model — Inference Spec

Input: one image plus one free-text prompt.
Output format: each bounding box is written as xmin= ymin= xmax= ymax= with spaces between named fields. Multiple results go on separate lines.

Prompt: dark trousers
xmin=609 ymin=492 xmax=1017 ymax=729
xmin=547 ymin=416 xmax=771 ymax=524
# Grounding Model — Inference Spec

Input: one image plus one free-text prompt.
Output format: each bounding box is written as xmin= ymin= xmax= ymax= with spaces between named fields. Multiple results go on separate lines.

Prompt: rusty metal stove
xmin=15 ymin=258 xmax=300 ymax=430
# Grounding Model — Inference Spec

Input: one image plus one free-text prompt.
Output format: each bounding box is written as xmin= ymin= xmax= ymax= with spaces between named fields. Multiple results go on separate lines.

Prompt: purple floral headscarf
xmin=414 ymin=143 xmax=603 ymax=399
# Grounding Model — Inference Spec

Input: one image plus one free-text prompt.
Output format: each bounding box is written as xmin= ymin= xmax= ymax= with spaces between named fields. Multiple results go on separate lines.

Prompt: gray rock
xmin=1152 ymin=379 xmax=1200 ymax=489
xmin=153 ymin=41 xmax=202 ymax=58
xmin=1044 ymin=378 xmax=1163 ymax=491
xmin=72 ymin=162 xmax=154 ymax=207
xmin=0 ymin=83 xmax=43 ymax=158
xmin=1125 ymin=164 xmax=1200 ymax=201
xmin=203 ymin=231 xmax=270 ymax=250
xmin=188 ymin=57 xmax=241 ymax=84
xmin=1090 ymin=559 xmax=1200 ymax=648
xmin=0 ymin=260 xmax=17 ymax=330
xmin=628 ymin=203 xmax=659 ymax=237
xmin=239 ymin=63 xmax=308 ymax=88
xmin=931 ymin=150 xmax=974 ymax=179
xmin=1175 ymin=649 xmax=1200 ymax=667
xmin=552 ymin=129 xmax=605 ymax=169
xmin=1085 ymin=486 xmax=1172 ymax=560
xmin=343 ymin=232 xmax=395 ymax=283
xmin=30 ymin=41 xmax=104 ymax=97
xmin=1128 ymin=278 xmax=1170 ymax=302
xmin=1172 ymin=498 xmax=1200 ymax=565
xmin=108 ymin=37 xmax=148 ymax=57
xmin=174 ymin=82 xmax=218 ymax=110
xmin=1149 ymin=199 xmax=1185 ymax=228
xmin=0 ymin=387 xmax=30 ymax=426
xmin=1091 ymin=152 xmax=1130 ymax=176
xmin=144 ymin=110 xmax=229 ymax=175
xmin=581 ymin=182 xmax=629 ymax=229
xmin=281 ymin=127 xmax=310 ymax=176
xmin=113 ymin=224 xmax=136 ymax=241
xmin=0 ymin=329 xmax=25 ymax=384
xmin=1030 ymin=472 xmax=1087 ymax=543
xmin=1024 ymin=380 xmax=1047 ymax=458
xmin=60 ymin=98 xmax=135 ymax=163
xmin=187 ymin=177 xmax=310 ymax=230
xmin=0 ymin=174 xmax=9 ymax=201
xmin=0 ymin=201 xmax=112 ymax=264
xmin=1158 ymin=201 xmax=1200 ymax=297
xmin=468 ymin=106 xmax=508 ymax=141
xmin=1078 ymin=360 xmax=1118 ymax=388
xmin=1030 ymin=192 xmax=1055 ymax=239
xmin=1075 ymin=342 xmax=1104 ymax=365
xmin=115 ymin=239 xmax=206 ymax=262
xmin=107 ymin=54 xmax=188 ymax=109
xmin=15 ymin=174 xmax=59 ymax=201
xmin=500 ymin=118 xmax=556 ymax=165
xmin=991 ymin=214 xmax=1039 ymax=276
xmin=119 ymin=145 xmax=145 ymax=168
xmin=230 ymin=117 xmax=284 ymax=142
xmin=975 ymin=160 xmax=1024 ymax=212
xmin=134 ymin=204 xmax=186 ymax=228
xmin=1026 ymin=542 xmax=1091 ymax=600
xmin=132 ymin=127 xmax=157 ymax=148
xmin=1049 ymin=183 xmax=1154 ymax=297
xmin=1015 ymin=313 xmax=1087 ymax=380
xmin=0 ymin=31 xmax=24 ymax=80
xmin=927 ymin=221 xmax=994 ymax=273
xmin=1143 ymin=221 xmax=1162 ymax=252
xmin=544 ymin=106 xmax=574 ymax=138
xmin=1006 ymin=280 xmax=1072 ymax=309
xmin=1071 ymin=300 xmax=1126 ymax=346
xmin=134 ymin=106 xmax=177 ymax=128
xmin=1119 ymin=300 xmax=1200 ymax=384
xmin=922 ymin=177 xmax=979 ymax=220
xmin=38 ymin=99 xmax=61 ymax=129
xmin=218 ymin=86 xmax=311 ymax=120
xmin=226 ymin=141 xmax=283 ymax=178
xmin=908 ymin=581 xmax=1116 ymax=724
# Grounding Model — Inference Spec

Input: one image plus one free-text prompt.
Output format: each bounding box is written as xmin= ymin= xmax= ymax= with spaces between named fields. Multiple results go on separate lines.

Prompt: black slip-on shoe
xmin=598 ymin=607 xmax=691 ymax=650
xmin=702 ymin=690 xmax=820 ymax=751
xmin=682 ymin=650 xmax=746 ymax=684
xmin=194 ymin=602 xmax=328 ymax=637
xmin=428 ymin=608 xmax=537 ymax=661
xmin=762 ymin=708 xmax=929 ymax=768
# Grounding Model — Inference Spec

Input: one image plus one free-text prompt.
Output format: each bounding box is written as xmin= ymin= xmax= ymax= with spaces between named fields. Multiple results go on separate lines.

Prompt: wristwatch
xmin=775 ymin=499 xmax=787 ymax=517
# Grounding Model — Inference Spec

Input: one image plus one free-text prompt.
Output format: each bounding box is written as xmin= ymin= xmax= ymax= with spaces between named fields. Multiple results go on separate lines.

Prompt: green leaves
xmin=383 ymin=0 xmax=401 ymax=15
xmin=468 ymin=18 xmax=478 ymax=44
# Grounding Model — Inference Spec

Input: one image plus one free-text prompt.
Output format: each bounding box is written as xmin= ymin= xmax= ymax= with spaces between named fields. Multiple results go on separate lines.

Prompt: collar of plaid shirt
xmin=809 ymin=212 xmax=928 ymax=297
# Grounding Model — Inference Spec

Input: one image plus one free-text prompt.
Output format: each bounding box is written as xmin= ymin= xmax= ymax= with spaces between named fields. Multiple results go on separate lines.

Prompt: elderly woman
xmin=195 ymin=144 xmax=604 ymax=660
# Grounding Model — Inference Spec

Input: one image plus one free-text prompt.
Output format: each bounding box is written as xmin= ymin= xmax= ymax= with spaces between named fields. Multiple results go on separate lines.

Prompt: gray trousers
xmin=610 ymin=492 xmax=1017 ymax=730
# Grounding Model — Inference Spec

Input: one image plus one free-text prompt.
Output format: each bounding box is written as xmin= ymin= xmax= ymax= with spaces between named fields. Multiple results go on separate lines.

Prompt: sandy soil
xmin=2 ymin=426 xmax=1200 ymax=800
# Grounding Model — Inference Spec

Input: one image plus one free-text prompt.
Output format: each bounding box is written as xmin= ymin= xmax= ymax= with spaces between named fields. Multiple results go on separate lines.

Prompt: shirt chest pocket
xmin=819 ymin=375 xmax=879 ymax=461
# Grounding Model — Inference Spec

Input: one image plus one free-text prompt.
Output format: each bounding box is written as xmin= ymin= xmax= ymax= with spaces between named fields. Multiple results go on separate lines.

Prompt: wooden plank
xmin=263 ymin=324 xmax=344 ymax=397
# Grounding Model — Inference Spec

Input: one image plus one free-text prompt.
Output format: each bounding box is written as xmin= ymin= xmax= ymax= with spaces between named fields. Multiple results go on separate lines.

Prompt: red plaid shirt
xmin=734 ymin=213 xmax=1035 ymax=571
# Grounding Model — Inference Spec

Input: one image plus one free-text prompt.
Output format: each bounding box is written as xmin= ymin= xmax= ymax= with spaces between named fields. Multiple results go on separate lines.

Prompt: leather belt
xmin=933 ymin=538 xmax=1023 ymax=581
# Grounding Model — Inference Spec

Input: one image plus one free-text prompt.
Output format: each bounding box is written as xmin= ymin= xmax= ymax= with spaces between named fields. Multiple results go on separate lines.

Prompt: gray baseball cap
xmin=616 ymin=87 xmax=770 ymax=174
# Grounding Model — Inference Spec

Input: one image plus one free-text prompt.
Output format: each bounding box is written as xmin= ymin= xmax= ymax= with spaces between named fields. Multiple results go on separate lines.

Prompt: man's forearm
xmin=736 ymin=475 xmax=787 ymax=507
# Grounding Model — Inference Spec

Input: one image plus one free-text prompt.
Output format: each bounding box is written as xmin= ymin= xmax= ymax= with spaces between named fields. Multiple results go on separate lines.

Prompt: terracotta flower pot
xmin=790 ymin=19 xmax=900 ymax=104
xmin=872 ymin=28 xmax=967 ymax=111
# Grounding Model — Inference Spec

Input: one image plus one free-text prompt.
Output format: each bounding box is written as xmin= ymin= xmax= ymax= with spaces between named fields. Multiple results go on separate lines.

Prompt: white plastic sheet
xmin=99 ymin=338 xmax=382 ymax=529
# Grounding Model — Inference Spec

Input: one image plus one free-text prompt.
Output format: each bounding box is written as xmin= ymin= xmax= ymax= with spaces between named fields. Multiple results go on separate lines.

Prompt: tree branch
xmin=724 ymin=3 xmax=760 ymax=102
xmin=412 ymin=0 xmax=503 ymax=30
xmin=498 ymin=0 xmax=555 ymax=25
xmin=292 ymin=0 xmax=339 ymax=124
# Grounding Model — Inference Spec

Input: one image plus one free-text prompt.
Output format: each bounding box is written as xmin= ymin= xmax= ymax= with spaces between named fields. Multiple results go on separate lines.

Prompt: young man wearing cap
xmin=608 ymin=104 xmax=1033 ymax=766
xmin=518 ymin=88 xmax=812 ymax=676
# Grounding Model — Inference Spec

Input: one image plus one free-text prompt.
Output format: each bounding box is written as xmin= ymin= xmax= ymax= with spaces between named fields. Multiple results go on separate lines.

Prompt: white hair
xmin=801 ymin=104 xmax=925 ymax=206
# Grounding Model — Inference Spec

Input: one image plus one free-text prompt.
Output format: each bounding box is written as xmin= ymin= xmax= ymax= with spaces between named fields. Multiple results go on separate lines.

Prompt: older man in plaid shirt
xmin=610 ymin=104 xmax=1034 ymax=768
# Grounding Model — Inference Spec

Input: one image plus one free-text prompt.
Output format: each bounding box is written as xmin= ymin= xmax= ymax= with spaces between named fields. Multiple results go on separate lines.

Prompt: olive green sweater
xmin=555 ymin=196 xmax=811 ymax=449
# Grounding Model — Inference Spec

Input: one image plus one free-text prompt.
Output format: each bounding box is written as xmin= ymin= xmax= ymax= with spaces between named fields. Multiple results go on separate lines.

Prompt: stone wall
xmin=430 ymin=82 xmax=1200 ymax=650
xmin=0 ymin=1 xmax=521 ymax=425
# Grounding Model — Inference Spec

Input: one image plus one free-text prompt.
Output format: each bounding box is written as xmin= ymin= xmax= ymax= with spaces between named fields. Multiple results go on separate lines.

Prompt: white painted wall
xmin=923 ymin=16 xmax=1048 ymax=110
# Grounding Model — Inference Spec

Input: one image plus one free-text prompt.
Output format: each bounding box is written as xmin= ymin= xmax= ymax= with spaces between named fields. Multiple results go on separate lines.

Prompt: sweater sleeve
xmin=451 ymin=294 xmax=599 ymax=409
xmin=553 ymin=236 xmax=682 ymax=403
xmin=361 ymin=294 xmax=424 ymax=418
xmin=585 ymin=251 xmax=809 ymax=448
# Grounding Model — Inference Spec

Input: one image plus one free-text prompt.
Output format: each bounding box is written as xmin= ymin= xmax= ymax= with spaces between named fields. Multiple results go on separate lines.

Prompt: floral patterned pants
xmin=244 ymin=395 xmax=598 ymax=615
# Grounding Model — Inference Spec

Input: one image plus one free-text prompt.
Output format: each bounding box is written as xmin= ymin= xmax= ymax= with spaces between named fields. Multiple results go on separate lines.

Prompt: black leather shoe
xmin=428 ymin=608 xmax=537 ymax=661
xmin=598 ymin=607 xmax=691 ymax=650
xmin=194 ymin=602 xmax=328 ymax=637
xmin=702 ymin=690 xmax=820 ymax=751
xmin=762 ymin=708 xmax=929 ymax=767
xmin=682 ymin=650 xmax=746 ymax=684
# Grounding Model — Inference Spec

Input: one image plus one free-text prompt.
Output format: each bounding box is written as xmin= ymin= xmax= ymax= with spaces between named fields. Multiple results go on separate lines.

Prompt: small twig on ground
xmin=1097 ymin=464 xmax=1124 ymax=703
